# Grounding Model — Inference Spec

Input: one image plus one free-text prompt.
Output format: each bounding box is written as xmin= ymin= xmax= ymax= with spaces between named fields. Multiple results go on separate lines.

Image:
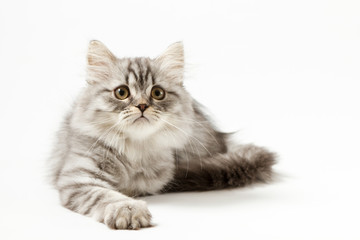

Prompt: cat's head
xmin=72 ymin=40 xmax=193 ymax=143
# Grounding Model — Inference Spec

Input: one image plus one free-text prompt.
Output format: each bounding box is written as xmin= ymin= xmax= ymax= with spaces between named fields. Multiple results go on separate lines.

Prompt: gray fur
xmin=49 ymin=40 xmax=277 ymax=230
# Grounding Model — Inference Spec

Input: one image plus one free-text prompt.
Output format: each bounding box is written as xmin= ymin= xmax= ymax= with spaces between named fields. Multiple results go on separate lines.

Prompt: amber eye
xmin=114 ymin=86 xmax=130 ymax=100
xmin=151 ymin=87 xmax=165 ymax=100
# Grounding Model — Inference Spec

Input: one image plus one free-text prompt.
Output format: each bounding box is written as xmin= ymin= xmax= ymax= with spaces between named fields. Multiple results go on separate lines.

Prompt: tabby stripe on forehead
xmin=127 ymin=61 xmax=138 ymax=82
xmin=135 ymin=58 xmax=144 ymax=85
xmin=151 ymin=72 xmax=156 ymax=85
xmin=144 ymin=67 xmax=150 ymax=85
xmin=145 ymin=60 xmax=155 ymax=85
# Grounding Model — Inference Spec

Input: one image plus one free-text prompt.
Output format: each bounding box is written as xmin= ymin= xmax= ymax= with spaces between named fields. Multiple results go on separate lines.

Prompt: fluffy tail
xmin=162 ymin=144 xmax=277 ymax=192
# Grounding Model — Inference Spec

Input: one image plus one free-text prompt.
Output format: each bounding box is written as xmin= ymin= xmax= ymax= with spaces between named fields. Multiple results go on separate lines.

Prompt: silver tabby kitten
xmin=49 ymin=40 xmax=277 ymax=230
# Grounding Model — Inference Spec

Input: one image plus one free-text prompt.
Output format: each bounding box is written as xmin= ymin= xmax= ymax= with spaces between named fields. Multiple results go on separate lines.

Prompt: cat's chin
xmin=124 ymin=119 xmax=164 ymax=141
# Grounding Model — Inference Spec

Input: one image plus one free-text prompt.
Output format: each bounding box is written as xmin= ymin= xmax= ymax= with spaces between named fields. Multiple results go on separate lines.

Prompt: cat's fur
xmin=49 ymin=40 xmax=277 ymax=230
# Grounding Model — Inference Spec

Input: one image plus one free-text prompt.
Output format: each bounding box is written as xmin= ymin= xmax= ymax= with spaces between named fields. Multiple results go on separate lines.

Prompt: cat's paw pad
xmin=104 ymin=200 xmax=152 ymax=230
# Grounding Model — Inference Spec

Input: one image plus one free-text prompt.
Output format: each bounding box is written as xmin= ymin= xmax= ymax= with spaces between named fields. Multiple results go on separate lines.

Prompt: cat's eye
xmin=114 ymin=86 xmax=130 ymax=100
xmin=151 ymin=87 xmax=165 ymax=100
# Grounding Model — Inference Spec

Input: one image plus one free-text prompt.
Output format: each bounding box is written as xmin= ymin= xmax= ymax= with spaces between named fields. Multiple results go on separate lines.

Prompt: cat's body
xmin=49 ymin=41 xmax=276 ymax=229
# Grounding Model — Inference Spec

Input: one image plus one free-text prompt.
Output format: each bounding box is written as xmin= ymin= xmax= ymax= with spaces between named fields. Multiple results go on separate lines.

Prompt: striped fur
xmin=49 ymin=40 xmax=277 ymax=230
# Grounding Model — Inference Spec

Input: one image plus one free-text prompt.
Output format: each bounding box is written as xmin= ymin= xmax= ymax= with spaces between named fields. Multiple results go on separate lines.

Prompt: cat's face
xmin=73 ymin=41 xmax=193 ymax=141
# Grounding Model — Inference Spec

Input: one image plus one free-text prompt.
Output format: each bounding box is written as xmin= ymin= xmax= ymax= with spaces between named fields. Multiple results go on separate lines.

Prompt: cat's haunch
xmin=49 ymin=40 xmax=277 ymax=230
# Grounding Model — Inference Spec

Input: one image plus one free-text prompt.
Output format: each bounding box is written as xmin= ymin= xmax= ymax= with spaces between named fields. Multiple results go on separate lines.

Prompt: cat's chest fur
xmin=117 ymin=138 xmax=176 ymax=195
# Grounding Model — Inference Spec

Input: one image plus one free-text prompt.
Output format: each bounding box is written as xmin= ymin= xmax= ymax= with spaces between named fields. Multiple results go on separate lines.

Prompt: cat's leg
xmin=163 ymin=144 xmax=277 ymax=192
xmin=56 ymin=167 xmax=152 ymax=230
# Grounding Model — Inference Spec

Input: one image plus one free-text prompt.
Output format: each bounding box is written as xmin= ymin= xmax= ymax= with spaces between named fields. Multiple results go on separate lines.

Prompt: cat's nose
xmin=137 ymin=104 xmax=149 ymax=113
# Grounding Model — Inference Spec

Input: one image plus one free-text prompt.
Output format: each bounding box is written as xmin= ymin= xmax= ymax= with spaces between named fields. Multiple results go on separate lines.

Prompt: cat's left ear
xmin=86 ymin=40 xmax=117 ymax=84
xmin=155 ymin=42 xmax=184 ymax=84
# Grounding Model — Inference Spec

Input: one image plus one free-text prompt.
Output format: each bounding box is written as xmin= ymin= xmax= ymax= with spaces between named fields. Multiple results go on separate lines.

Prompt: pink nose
xmin=137 ymin=104 xmax=148 ymax=113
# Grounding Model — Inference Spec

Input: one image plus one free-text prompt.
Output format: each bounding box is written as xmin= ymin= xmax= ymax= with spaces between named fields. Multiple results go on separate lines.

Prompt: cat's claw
xmin=104 ymin=200 xmax=152 ymax=230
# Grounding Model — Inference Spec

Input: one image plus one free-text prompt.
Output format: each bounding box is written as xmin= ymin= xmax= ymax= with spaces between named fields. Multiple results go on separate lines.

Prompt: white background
xmin=1 ymin=0 xmax=360 ymax=239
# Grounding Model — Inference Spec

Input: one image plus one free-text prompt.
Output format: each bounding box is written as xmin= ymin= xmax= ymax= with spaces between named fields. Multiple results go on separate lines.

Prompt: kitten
xmin=49 ymin=40 xmax=277 ymax=230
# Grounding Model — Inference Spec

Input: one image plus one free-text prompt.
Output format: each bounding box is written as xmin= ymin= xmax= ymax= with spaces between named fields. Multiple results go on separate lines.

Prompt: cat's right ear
xmin=86 ymin=40 xmax=117 ymax=84
xmin=155 ymin=42 xmax=184 ymax=85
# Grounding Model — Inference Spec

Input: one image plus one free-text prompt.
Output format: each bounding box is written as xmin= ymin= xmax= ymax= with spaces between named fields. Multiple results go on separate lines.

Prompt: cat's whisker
xmin=167 ymin=116 xmax=208 ymax=124
xmin=162 ymin=125 xmax=190 ymax=176
xmin=160 ymin=117 xmax=209 ymax=170
xmin=85 ymin=120 xmax=121 ymax=157
xmin=158 ymin=118 xmax=212 ymax=156
xmin=104 ymin=124 xmax=125 ymax=164
xmin=163 ymin=119 xmax=203 ymax=171
xmin=188 ymin=136 xmax=204 ymax=170
xmin=104 ymin=126 xmax=118 ymax=161
xmin=114 ymin=125 xmax=126 ymax=152
xmin=164 ymin=114 xmax=221 ymax=146
xmin=87 ymin=118 xmax=116 ymax=126
xmin=78 ymin=106 xmax=119 ymax=113
xmin=100 ymin=121 xmax=129 ymax=166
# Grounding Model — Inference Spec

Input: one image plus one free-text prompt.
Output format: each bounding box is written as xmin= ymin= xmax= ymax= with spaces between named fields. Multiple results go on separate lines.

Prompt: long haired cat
xmin=49 ymin=40 xmax=277 ymax=230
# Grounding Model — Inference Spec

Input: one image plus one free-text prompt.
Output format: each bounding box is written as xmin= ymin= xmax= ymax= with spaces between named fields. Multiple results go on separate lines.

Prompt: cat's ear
xmin=86 ymin=40 xmax=117 ymax=84
xmin=155 ymin=42 xmax=184 ymax=84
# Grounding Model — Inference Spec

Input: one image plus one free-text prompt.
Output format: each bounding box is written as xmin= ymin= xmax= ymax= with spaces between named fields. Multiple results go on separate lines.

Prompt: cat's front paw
xmin=104 ymin=200 xmax=152 ymax=230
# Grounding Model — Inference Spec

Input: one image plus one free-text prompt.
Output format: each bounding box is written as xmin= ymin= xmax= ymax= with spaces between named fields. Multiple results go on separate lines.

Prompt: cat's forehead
xmin=118 ymin=57 xmax=155 ymax=89
xmin=103 ymin=57 xmax=172 ymax=92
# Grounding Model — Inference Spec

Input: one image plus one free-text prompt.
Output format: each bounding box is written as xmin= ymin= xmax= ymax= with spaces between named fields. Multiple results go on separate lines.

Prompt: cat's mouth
xmin=133 ymin=116 xmax=150 ymax=123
